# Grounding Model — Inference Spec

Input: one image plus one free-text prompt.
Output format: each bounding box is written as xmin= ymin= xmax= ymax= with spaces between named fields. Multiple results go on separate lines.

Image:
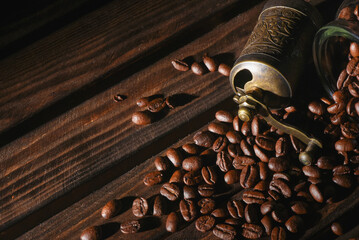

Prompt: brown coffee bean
xmin=271 ymin=226 xmax=286 ymax=240
xmin=101 ymin=199 xmax=121 ymax=219
xmin=143 ymin=171 xmax=164 ymax=186
xmin=316 ymin=156 xmax=335 ymax=170
xmin=241 ymin=139 xmax=254 ymax=156
xmin=302 ymin=165 xmax=321 ymax=178
xmin=136 ymin=97 xmax=150 ymax=107
xmin=341 ymin=122 xmax=359 ymax=139
xmin=198 ymin=198 xmax=216 ymax=214
xmin=308 ymin=101 xmax=325 ymax=115
xmin=242 ymin=190 xmax=266 ymax=204
xmin=268 ymin=189 xmax=281 ymax=201
xmin=132 ymin=111 xmax=153 ymax=125
xmin=182 ymin=143 xmax=200 ymax=155
xmin=327 ymin=102 xmax=345 ymax=114
xmin=132 ymin=197 xmax=148 ymax=217
xmin=147 ymin=98 xmax=166 ymax=112
xmin=333 ymin=175 xmax=353 ymax=188
xmin=331 ymin=222 xmax=344 ymax=236
xmin=180 ymin=199 xmax=197 ymax=222
xmin=262 ymin=216 xmax=274 ymax=236
xmin=213 ymin=223 xmax=236 ymax=240
xmin=337 ymin=70 xmax=348 ymax=89
xmin=195 ymin=215 xmax=216 ymax=232
xmin=166 ymin=148 xmax=183 ymax=168
xmin=166 ymin=212 xmax=179 ymax=232
xmin=227 ymin=144 xmax=242 ymax=158
xmin=347 ymin=97 xmax=358 ymax=117
xmin=226 ymin=131 xmax=242 ymax=144
xmin=81 ymin=226 xmax=102 ymax=240
xmin=260 ymin=201 xmax=275 ymax=215
xmin=183 ymin=185 xmax=197 ymax=199
xmin=216 ymin=151 xmax=232 ymax=172
xmin=309 ymin=184 xmax=324 ymax=203
xmin=201 ymin=166 xmax=218 ymax=185
xmin=321 ymin=96 xmax=333 ymax=105
xmin=216 ymin=110 xmax=233 ymax=123
xmin=333 ymin=90 xmax=347 ymax=103
xmin=208 ymin=122 xmax=228 ymax=135
xmin=275 ymin=137 xmax=289 ymax=157
xmin=171 ymin=59 xmax=189 ymax=71
xmin=254 ymin=180 xmax=269 ymax=191
xmin=121 ymin=220 xmax=141 ymax=234
xmin=241 ymin=121 xmax=251 ymax=136
xmin=273 ymin=172 xmax=290 ymax=182
xmin=232 ymin=156 xmax=256 ymax=170
xmin=203 ymin=55 xmax=218 ymax=72
xmin=347 ymin=57 xmax=359 ymax=76
xmin=258 ymin=162 xmax=269 ymax=180
xmin=218 ymin=63 xmax=231 ymax=76
xmin=233 ymin=116 xmax=242 ymax=131
xmin=182 ymin=156 xmax=203 ymax=172
xmin=154 ymin=156 xmax=171 ymax=171
xmin=169 ymin=169 xmax=184 ymax=183
xmin=153 ymin=195 xmax=165 ymax=216
xmin=227 ymin=200 xmax=244 ymax=219
xmin=250 ymin=116 xmax=261 ymax=136
xmin=271 ymin=203 xmax=290 ymax=223
xmin=335 ymin=138 xmax=357 ymax=152
xmin=242 ymin=223 xmax=263 ymax=239
xmin=194 ymin=131 xmax=216 ymax=148
xmin=348 ymin=81 xmax=359 ymax=97
xmin=198 ymin=184 xmax=215 ymax=197
xmin=255 ymin=135 xmax=275 ymax=151
xmin=183 ymin=171 xmax=202 ymax=186
xmin=213 ymin=136 xmax=229 ymax=152
xmin=290 ymin=201 xmax=309 ymax=215
xmin=240 ymin=165 xmax=259 ymax=188
xmin=245 ymin=204 xmax=260 ymax=223
xmin=160 ymin=183 xmax=180 ymax=201
xmin=268 ymin=157 xmax=290 ymax=172
xmin=350 ymin=42 xmax=359 ymax=57
xmin=224 ymin=170 xmax=241 ymax=184
xmin=330 ymin=111 xmax=346 ymax=125
xmin=253 ymin=144 xmax=269 ymax=162
xmin=191 ymin=62 xmax=206 ymax=75
xmin=211 ymin=208 xmax=228 ymax=218
xmin=285 ymin=215 xmax=304 ymax=233
xmin=224 ymin=218 xmax=242 ymax=226
xmin=290 ymin=135 xmax=305 ymax=153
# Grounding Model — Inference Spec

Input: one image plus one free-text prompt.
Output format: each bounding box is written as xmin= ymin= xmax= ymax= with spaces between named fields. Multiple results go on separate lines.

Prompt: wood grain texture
xmin=0 ymin=0 xmax=264 ymax=238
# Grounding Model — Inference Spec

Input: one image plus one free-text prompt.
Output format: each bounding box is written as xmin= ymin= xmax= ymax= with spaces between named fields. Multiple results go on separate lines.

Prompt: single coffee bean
xmin=253 ymin=144 xmax=269 ymax=162
xmin=242 ymin=190 xmax=266 ymax=204
xmin=143 ymin=171 xmax=164 ymax=186
xmin=321 ymin=96 xmax=332 ymax=105
xmin=191 ymin=62 xmax=206 ymax=75
xmin=245 ymin=204 xmax=260 ymax=224
xmin=198 ymin=184 xmax=215 ymax=197
xmin=268 ymin=189 xmax=281 ymax=201
xmin=224 ymin=218 xmax=242 ymax=226
xmin=350 ymin=41 xmax=359 ymax=57
xmin=333 ymin=90 xmax=347 ymax=103
xmin=180 ymin=199 xmax=197 ymax=222
xmin=241 ymin=139 xmax=254 ymax=156
xmin=331 ymin=222 xmax=344 ymax=236
xmin=251 ymin=116 xmax=261 ymax=136
xmin=183 ymin=185 xmax=197 ymax=199
xmin=347 ymin=97 xmax=358 ymax=116
xmin=132 ymin=111 xmax=153 ymax=125
xmin=212 ymin=223 xmax=236 ymax=240
xmin=224 ymin=170 xmax=241 ymax=184
xmin=269 ymin=179 xmax=292 ymax=198
xmin=275 ymin=137 xmax=289 ymax=157
xmin=227 ymin=200 xmax=244 ymax=219
xmin=101 ymin=199 xmax=121 ymax=219
xmin=260 ymin=201 xmax=276 ymax=215
xmin=285 ymin=215 xmax=304 ymax=233
xmin=240 ymin=165 xmax=259 ymax=188
xmin=198 ymin=198 xmax=216 ymax=214
xmin=215 ymin=110 xmax=233 ymax=123
xmin=271 ymin=203 xmax=290 ymax=223
xmin=241 ymin=121 xmax=251 ymax=136
xmin=203 ymin=54 xmax=218 ymax=72
xmin=261 ymin=215 xmax=273 ymax=236
xmin=202 ymin=166 xmax=218 ymax=185
xmin=171 ymin=59 xmax=189 ymax=71
xmin=213 ymin=136 xmax=228 ymax=152
xmin=182 ymin=156 xmax=203 ymax=172
xmin=242 ymin=223 xmax=263 ymax=239
xmin=136 ymin=97 xmax=150 ymax=107
xmin=258 ymin=162 xmax=269 ymax=180
xmin=227 ymin=143 xmax=243 ymax=158
xmin=268 ymin=157 xmax=290 ymax=172
xmin=194 ymin=131 xmax=216 ymax=148
xmin=169 ymin=169 xmax=184 ymax=183
xmin=302 ymin=165 xmax=321 ymax=178
xmin=273 ymin=172 xmax=290 ymax=182
xmin=226 ymin=131 xmax=242 ymax=144
xmin=347 ymin=57 xmax=359 ymax=76
xmin=233 ymin=116 xmax=242 ymax=131
xmin=160 ymin=183 xmax=180 ymax=201
xmin=216 ymin=151 xmax=232 ymax=172
xmin=154 ymin=156 xmax=171 ymax=171
xmin=232 ymin=156 xmax=256 ymax=170
xmin=147 ymin=98 xmax=166 ymax=113
xmin=166 ymin=212 xmax=179 ymax=232
xmin=254 ymin=180 xmax=269 ymax=191
xmin=182 ymin=143 xmax=200 ymax=155
xmin=335 ymin=138 xmax=357 ymax=152
xmin=132 ymin=197 xmax=148 ymax=217
xmin=271 ymin=226 xmax=286 ymax=240
xmin=348 ymin=81 xmax=359 ymax=97
xmin=341 ymin=122 xmax=359 ymax=139
xmin=153 ymin=195 xmax=165 ymax=216
xmin=211 ymin=208 xmax=228 ymax=218
xmin=308 ymin=101 xmax=325 ymax=115
xmin=337 ymin=69 xmax=348 ymax=89
xmin=111 ymin=94 xmax=125 ymax=103
xmin=80 ymin=226 xmax=102 ymax=240
xmin=166 ymin=148 xmax=183 ymax=168
xmin=309 ymin=184 xmax=324 ymax=203
xmin=183 ymin=171 xmax=202 ymax=186
xmin=330 ymin=111 xmax=346 ymax=125
xmin=327 ymin=102 xmax=345 ymax=114
xmin=121 ymin=220 xmax=141 ymax=234
xmin=195 ymin=215 xmax=216 ymax=232
xmin=333 ymin=165 xmax=351 ymax=175
xmin=218 ymin=63 xmax=231 ymax=76
xmin=255 ymin=134 xmax=275 ymax=151
xmin=290 ymin=201 xmax=309 ymax=215
xmin=208 ymin=122 xmax=228 ymax=135
xmin=333 ymin=175 xmax=353 ymax=188
xmin=316 ymin=156 xmax=335 ymax=170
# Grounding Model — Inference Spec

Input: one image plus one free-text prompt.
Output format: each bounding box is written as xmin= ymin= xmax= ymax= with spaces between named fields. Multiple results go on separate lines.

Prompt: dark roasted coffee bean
xmin=242 ymin=190 xmax=266 ymax=204
xmin=199 ymin=198 xmax=216 ymax=214
xmin=209 ymin=122 xmax=228 ymax=135
xmin=169 ymin=169 xmax=184 ymax=183
xmin=347 ymin=57 xmax=359 ymax=76
xmin=227 ymin=200 xmax=244 ymax=219
xmin=316 ymin=156 xmax=335 ymax=170
xmin=136 ymin=97 xmax=150 ymax=107
xmin=297 ymin=191 xmax=314 ymax=202
xmin=194 ymin=131 xmax=216 ymax=148
xmin=308 ymin=101 xmax=325 ymax=115
xmin=154 ymin=156 xmax=171 ymax=171
xmin=241 ymin=121 xmax=251 ymax=136
xmin=333 ymin=165 xmax=351 ymax=175
xmin=271 ymin=226 xmax=286 ymax=240
xmin=213 ymin=136 xmax=228 ymax=152
xmin=232 ymin=156 xmax=256 ymax=170
xmin=261 ymin=215 xmax=273 ymax=236
xmin=242 ymin=223 xmax=263 ymax=239
xmin=203 ymin=55 xmax=218 ymax=72
xmin=290 ymin=135 xmax=305 ymax=153
xmin=309 ymin=184 xmax=324 ymax=203
xmin=132 ymin=111 xmax=153 ymax=125
xmin=347 ymin=97 xmax=358 ymax=117
xmin=327 ymin=102 xmax=345 ymax=114
xmin=213 ymin=223 xmax=236 ymax=240
xmin=331 ymin=222 xmax=344 ymax=236
xmin=211 ymin=208 xmax=228 ymax=218
xmin=335 ymin=138 xmax=357 ymax=152
xmin=271 ymin=203 xmax=290 ymax=223
xmin=261 ymin=201 xmax=276 ymax=215
xmin=348 ymin=81 xmax=359 ymax=97
xmin=216 ymin=110 xmax=233 ymax=123
xmin=275 ymin=137 xmax=289 ymax=157
xmin=218 ymin=63 xmax=231 ymax=76
xmin=195 ymin=215 xmax=216 ymax=232
xmin=321 ymin=96 xmax=332 ymax=105
xmin=290 ymin=201 xmax=309 ymax=215
xmin=81 ymin=226 xmax=102 ymax=240
xmin=337 ymin=69 xmax=348 ymax=89
xmin=216 ymin=151 xmax=232 ymax=172
xmin=143 ymin=171 xmax=164 ymax=186
xmin=333 ymin=175 xmax=352 ymax=188
xmin=341 ymin=122 xmax=359 ymax=139
xmin=182 ymin=156 xmax=203 ymax=172
xmin=268 ymin=189 xmax=281 ymax=201
xmin=183 ymin=185 xmax=197 ymax=199
xmin=302 ymin=165 xmax=321 ymax=178
xmin=166 ymin=148 xmax=183 ymax=168
xmin=227 ymin=144 xmax=242 ymax=158
xmin=350 ymin=41 xmax=359 ymax=57
xmin=333 ymin=90 xmax=347 ymax=103
xmin=201 ymin=166 xmax=218 ymax=185
xmin=198 ymin=184 xmax=215 ymax=197
xmin=191 ymin=62 xmax=205 ymax=75
xmin=101 ymin=199 xmax=121 ymax=219
xmin=253 ymin=144 xmax=269 ymax=162
xmin=273 ymin=172 xmax=290 ymax=182
xmin=255 ymin=135 xmax=275 ymax=151
xmin=254 ymin=180 xmax=269 ymax=191
xmin=166 ymin=212 xmax=179 ymax=232
xmin=121 ymin=220 xmax=141 ymax=234
xmin=180 ymin=199 xmax=197 ymax=222
xmin=285 ymin=215 xmax=304 ymax=233
xmin=183 ymin=171 xmax=202 ymax=186
xmin=240 ymin=165 xmax=259 ymax=188
xmin=226 ymin=131 xmax=242 ymax=144
xmin=330 ymin=111 xmax=346 ymax=125
xmin=251 ymin=116 xmax=260 ymax=136
xmin=241 ymin=139 xmax=254 ymax=156
xmin=160 ymin=183 xmax=180 ymax=201
xmin=132 ymin=197 xmax=148 ymax=217
xmin=233 ymin=116 xmax=241 ymax=131
xmin=225 ymin=218 xmax=242 ymax=226
xmin=182 ymin=143 xmax=200 ymax=155
xmin=171 ymin=59 xmax=189 ymax=71
xmin=153 ymin=195 xmax=165 ymax=216
xmin=147 ymin=98 xmax=166 ymax=112
xmin=258 ymin=162 xmax=269 ymax=180
xmin=224 ymin=170 xmax=241 ymax=184
xmin=268 ymin=157 xmax=290 ymax=172
xmin=245 ymin=204 xmax=260 ymax=223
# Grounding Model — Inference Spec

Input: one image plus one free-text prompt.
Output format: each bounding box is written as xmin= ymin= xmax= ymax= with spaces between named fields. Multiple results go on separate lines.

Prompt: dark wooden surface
xmin=0 ymin=0 xmax=354 ymax=239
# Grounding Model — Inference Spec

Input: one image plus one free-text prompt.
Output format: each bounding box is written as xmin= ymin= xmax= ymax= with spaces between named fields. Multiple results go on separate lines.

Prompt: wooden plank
xmin=0 ymin=0 xmax=264 ymax=238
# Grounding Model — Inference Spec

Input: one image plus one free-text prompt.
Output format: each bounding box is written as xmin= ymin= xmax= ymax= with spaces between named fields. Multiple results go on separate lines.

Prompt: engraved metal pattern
xmin=241 ymin=7 xmax=306 ymax=59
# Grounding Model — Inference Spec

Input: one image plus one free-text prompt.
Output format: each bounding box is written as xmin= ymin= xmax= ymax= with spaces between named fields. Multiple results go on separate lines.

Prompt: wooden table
xmin=1 ymin=0 xmax=358 ymax=239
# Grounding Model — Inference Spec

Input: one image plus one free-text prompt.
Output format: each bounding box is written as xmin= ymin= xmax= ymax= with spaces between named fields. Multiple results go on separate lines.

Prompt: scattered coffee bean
xmin=169 ymin=169 xmax=184 ymax=183
xmin=132 ymin=111 xmax=153 ymax=125
xmin=147 ymin=98 xmax=166 ymax=112
xmin=153 ymin=195 xmax=165 ymax=216
xmin=226 ymin=131 xmax=242 ymax=144
xmin=132 ymin=197 xmax=148 ymax=217
xmin=143 ymin=171 xmax=164 ymax=186
xmin=166 ymin=148 xmax=183 ymax=168
xmin=166 ymin=212 xmax=179 ymax=232
xmin=182 ymin=156 xmax=203 ymax=172
xmin=211 ymin=208 xmax=228 ymax=218
xmin=208 ymin=122 xmax=228 ymax=135
xmin=182 ymin=143 xmax=200 ymax=155
xmin=180 ymin=199 xmax=197 ymax=222
xmin=198 ymin=198 xmax=216 ymax=215
xmin=245 ymin=204 xmax=261 ymax=223
xmin=194 ymin=131 xmax=216 ymax=147
xmin=213 ymin=223 xmax=236 ymax=240
xmin=218 ymin=63 xmax=231 ymax=76
xmin=268 ymin=157 xmax=290 ymax=172
xmin=160 ymin=183 xmax=180 ymax=201
xmin=240 ymin=165 xmax=259 ymax=188
xmin=224 ymin=170 xmax=241 ymax=184
xmin=331 ymin=222 xmax=344 ymax=236
xmin=269 ymin=179 xmax=292 ymax=198
xmin=215 ymin=110 xmax=233 ymax=123
xmin=171 ymin=59 xmax=189 ymax=71
xmin=136 ymin=97 xmax=150 ymax=107
xmin=227 ymin=200 xmax=244 ymax=219
xmin=191 ymin=62 xmax=206 ymax=75
xmin=242 ymin=190 xmax=266 ymax=204
xmin=242 ymin=223 xmax=263 ymax=239
xmin=285 ymin=215 xmax=304 ymax=233
xmin=216 ymin=151 xmax=232 ymax=172
xmin=271 ymin=226 xmax=286 ymax=240
xmin=290 ymin=201 xmax=309 ymax=215
xmin=101 ymin=199 xmax=121 ymax=219
xmin=261 ymin=215 xmax=273 ymax=236
xmin=203 ymin=54 xmax=218 ymax=72
xmin=195 ymin=215 xmax=216 ymax=232
xmin=309 ymin=184 xmax=324 ymax=203
xmin=308 ymin=101 xmax=325 ymax=115
xmin=154 ymin=156 xmax=171 ymax=171
xmin=121 ymin=220 xmax=141 ymax=234
xmin=213 ymin=136 xmax=229 ymax=152
xmin=80 ymin=226 xmax=102 ymax=240
xmin=183 ymin=171 xmax=202 ymax=186
xmin=198 ymin=184 xmax=215 ymax=197
xmin=183 ymin=185 xmax=197 ymax=200
xmin=233 ymin=116 xmax=241 ymax=131
xmin=202 ymin=166 xmax=218 ymax=185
